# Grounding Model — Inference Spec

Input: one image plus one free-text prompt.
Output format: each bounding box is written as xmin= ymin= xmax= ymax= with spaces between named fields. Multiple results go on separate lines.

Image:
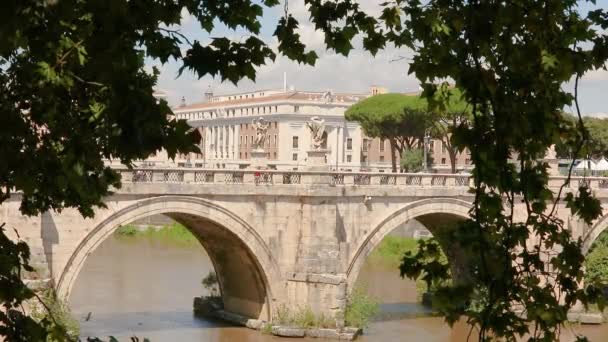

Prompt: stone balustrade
xmin=117 ymin=167 xmax=608 ymax=189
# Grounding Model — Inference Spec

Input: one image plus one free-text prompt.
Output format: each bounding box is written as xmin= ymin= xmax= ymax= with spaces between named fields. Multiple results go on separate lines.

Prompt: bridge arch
xmin=582 ymin=214 xmax=608 ymax=254
xmin=56 ymin=196 xmax=282 ymax=320
xmin=346 ymin=198 xmax=473 ymax=288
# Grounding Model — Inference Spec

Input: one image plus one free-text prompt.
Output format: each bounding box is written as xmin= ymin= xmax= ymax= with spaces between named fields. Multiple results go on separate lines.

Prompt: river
xmin=69 ymin=235 xmax=608 ymax=341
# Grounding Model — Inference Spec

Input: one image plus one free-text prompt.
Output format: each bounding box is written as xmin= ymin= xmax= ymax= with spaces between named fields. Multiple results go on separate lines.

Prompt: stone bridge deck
xmin=3 ymin=167 xmax=608 ymax=323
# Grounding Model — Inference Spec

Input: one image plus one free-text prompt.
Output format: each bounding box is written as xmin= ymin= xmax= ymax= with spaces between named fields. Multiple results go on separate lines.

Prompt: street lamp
xmin=423 ymin=130 xmax=431 ymax=172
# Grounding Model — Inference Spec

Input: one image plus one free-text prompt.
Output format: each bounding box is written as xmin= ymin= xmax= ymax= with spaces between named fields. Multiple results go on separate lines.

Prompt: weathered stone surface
xmin=245 ymin=319 xmax=264 ymax=330
xmin=4 ymin=169 xmax=606 ymax=325
xmin=579 ymin=313 xmax=604 ymax=324
xmin=272 ymin=326 xmax=306 ymax=337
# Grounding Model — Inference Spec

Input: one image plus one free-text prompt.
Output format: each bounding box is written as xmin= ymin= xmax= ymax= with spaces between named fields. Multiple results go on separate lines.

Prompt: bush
xmin=369 ymin=235 xmax=419 ymax=265
xmin=114 ymin=224 xmax=138 ymax=236
xmin=201 ymin=271 xmax=220 ymax=297
xmin=31 ymin=289 xmax=80 ymax=340
xmin=344 ymin=287 xmax=379 ymax=328
xmin=586 ymin=235 xmax=608 ymax=284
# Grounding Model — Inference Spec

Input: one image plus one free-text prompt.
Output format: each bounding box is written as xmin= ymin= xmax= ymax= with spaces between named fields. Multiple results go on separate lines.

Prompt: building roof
xmin=173 ymin=90 xmax=368 ymax=113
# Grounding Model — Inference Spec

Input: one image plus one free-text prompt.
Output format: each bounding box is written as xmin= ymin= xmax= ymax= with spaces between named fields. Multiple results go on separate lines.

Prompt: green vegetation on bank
xmin=368 ymin=235 xmax=420 ymax=265
xmin=31 ymin=289 xmax=80 ymax=340
xmin=344 ymin=288 xmax=380 ymax=328
xmin=114 ymin=223 xmax=199 ymax=247
xmin=586 ymin=231 xmax=608 ymax=287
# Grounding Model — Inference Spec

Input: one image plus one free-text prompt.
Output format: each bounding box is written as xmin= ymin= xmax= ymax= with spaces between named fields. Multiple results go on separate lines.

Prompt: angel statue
xmin=306 ymin=116 xmax=326 ymax=150
xmin=252 ymin=117 xmax=269 ymax=150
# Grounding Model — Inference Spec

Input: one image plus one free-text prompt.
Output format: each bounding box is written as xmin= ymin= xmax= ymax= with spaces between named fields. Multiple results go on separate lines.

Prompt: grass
xmin=368 ymin=235 xmax=420 ymax=265
xmin=344 ymin=287 xmax=380 ymax=328
xmin=114 ymin=222 xmax=199 ymax=247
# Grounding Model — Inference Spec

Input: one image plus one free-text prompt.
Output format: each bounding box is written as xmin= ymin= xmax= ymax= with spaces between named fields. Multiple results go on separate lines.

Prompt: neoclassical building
xmin=150 ymin=86 xmax=471 ymax=172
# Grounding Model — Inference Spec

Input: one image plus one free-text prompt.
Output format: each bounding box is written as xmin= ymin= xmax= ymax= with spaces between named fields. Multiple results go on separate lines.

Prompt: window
xmin=442 ymin=141 xmax=447 ymax=153
xmin=429 ymin=140 xmax=435 ymax=153
xmin=292 ymin=136 xmax=299 ymax=149
xmin=245 ymin=152 xmax=248 ymax=158
xmin=244 ymin=137 xmax=247 ymax=147
xmin=273 ymin=152 xmax=277 ymax=159
xmin=380 ymin=139 xmax=385 ymax=152
xmin=274 ymin=134 xmax=277 ymax=147
xmin=346 ymin=155 xmax=352 ymax=163
xmin=294 ymin=105 xmax=299 ymax=113
xmin=346 ymin=138 xmax=352 ymax=150
xmin=465 ymin=158 xmax=470 ymax=165
xmin=239 ymin=152 xmax=242 ymax=159
xmin=362 ymin=139 xmax=370 ymax=152
xmin=380 ymin=156 xmax=385 ymax=162
xmin=239 ymin=136 xmax=242 ymax=146
xmin=251 ymin=136 xmax=254 ymax=145
xmin=274 ymin=105 xmax=278 ymax=112
xmin=441 ymin=158 xmax=446 ymax=164
xmin=263 ymin=107 xmax=266 ymax=114
xmin=362 ymin=155 xmax=368 ymax=163
xmin=292 ymin=153 xmax=298 ymax=161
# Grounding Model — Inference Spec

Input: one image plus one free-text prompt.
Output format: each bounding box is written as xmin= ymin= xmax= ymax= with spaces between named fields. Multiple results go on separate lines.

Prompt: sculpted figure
xmin=252 ymin=117 xmax=269 ymax=150
xmin=306 ymin=116 xmax=326 ymax=150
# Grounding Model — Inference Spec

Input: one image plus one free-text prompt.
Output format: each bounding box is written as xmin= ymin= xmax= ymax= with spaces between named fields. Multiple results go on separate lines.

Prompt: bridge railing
xmin=117 ymin=167 xmax=608 ymax=189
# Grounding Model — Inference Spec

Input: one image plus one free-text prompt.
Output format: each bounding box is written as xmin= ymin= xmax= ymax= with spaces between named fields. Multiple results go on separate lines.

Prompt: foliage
xmin=556 ymin=114 xmax=608 ymax=159
xmin=369 ymin=235 xmax=420 ymax=265
xmin=400 ymin=148 xmax=424 ymax=173
xmin=585 ymin=231 xmax=608 ymax=284
xmin=201 ymin=271 xmax=220 ymax=297
xmin=345 ymin=93 xmax=430 ymax=172
xmin=344 ymin=287 xmax=380 ymax=329
xmin=384 ymin=0 xmax=608 ymax=340
xmin=30 ymin=289 xmax=79 ymax=340
xmin=585 ymin=247 xmax=608 ymax=285
xmin=0 ymin=0 xmax=606 ymax=340
xmin=114 ymin=225 xmax=138 ymax=236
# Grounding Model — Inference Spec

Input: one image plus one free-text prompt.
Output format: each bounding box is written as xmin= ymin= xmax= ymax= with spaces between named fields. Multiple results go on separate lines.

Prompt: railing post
xmin=370 ymin=174 xmax=381 ymax=185
xmin=445 ymin=175 xmax=456 ymax=187
xmin=243 ymin=172 xmax=255 ymax=184
xmin=343 ymin=174 xmax=355 ymax=185
xmin=213 ymin=171 xmax=225 ymax=184
xmin=395 ymin=175 xmax=407 ymax=186
xmin=120 ymin=170 xmax=133 ymax=182
xmin=421 ymin=174 xmax=432 ymax=187
xmin=152 ymin=169 xmax=165 ymax=182
xmin=183 ymin=170 xmax=194 ymax=183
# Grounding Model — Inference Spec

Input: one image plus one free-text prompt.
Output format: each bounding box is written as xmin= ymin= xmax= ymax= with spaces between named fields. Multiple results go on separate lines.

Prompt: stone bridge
xmin=3 ymin=167 xmax=608 ymax=322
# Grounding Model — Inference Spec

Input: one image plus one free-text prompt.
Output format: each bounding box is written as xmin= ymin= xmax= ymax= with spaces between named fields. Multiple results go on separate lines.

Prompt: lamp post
xmin=423 ymin=130 xmax=431 ymax=172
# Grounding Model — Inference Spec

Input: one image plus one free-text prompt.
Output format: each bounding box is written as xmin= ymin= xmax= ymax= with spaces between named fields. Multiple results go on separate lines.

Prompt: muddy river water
xmin=70 ymin=235 xmax=608 ymax=341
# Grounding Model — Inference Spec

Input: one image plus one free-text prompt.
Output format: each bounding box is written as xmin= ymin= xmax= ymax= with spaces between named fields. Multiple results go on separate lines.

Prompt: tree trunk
xmin=449 ymin=148 xmax=458 ymax=173
xmin=389 ymin=138 xmax=398 ymax=173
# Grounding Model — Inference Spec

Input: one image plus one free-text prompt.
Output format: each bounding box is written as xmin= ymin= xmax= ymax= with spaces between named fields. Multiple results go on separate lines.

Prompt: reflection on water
xmin=70 ymin=235 xmax=608 ymax=341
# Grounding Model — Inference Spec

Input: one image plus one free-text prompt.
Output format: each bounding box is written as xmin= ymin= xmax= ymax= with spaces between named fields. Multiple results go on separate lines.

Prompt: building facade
xmin=162 ymin=87 xmax=471 ymax=172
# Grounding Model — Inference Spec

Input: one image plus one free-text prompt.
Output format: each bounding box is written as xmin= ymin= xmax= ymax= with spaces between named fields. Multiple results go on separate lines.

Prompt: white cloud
xmin=583 ymin=67 xmax=608 ymax=81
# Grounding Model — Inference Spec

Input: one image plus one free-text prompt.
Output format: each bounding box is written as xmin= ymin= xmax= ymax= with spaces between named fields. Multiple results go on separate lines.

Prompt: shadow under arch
xmin=56 ymin=196 xmax=282 ymax=320
xmin=346 ymin=198 xmax=473 ymax=288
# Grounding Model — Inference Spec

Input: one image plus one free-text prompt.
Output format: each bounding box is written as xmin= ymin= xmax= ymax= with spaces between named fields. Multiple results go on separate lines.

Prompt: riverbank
xmin=114 ymin=223 xmax=199 ymax=247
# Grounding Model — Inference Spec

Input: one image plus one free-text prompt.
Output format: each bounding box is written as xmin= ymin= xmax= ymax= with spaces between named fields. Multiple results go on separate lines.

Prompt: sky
xmin=152 ymin=1 xmax=608 ymax=116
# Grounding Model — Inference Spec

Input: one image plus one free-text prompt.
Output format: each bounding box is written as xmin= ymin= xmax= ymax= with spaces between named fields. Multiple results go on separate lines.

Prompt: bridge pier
xmin=1 ymin=168 xmax=607 ymax=329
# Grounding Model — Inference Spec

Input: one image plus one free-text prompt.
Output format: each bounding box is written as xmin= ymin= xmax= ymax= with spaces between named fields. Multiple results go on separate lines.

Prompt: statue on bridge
xmin=306 ymin=116 xmax=326 ymax=150
xmin=252 ymin=117 xmax=269 ymax=151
